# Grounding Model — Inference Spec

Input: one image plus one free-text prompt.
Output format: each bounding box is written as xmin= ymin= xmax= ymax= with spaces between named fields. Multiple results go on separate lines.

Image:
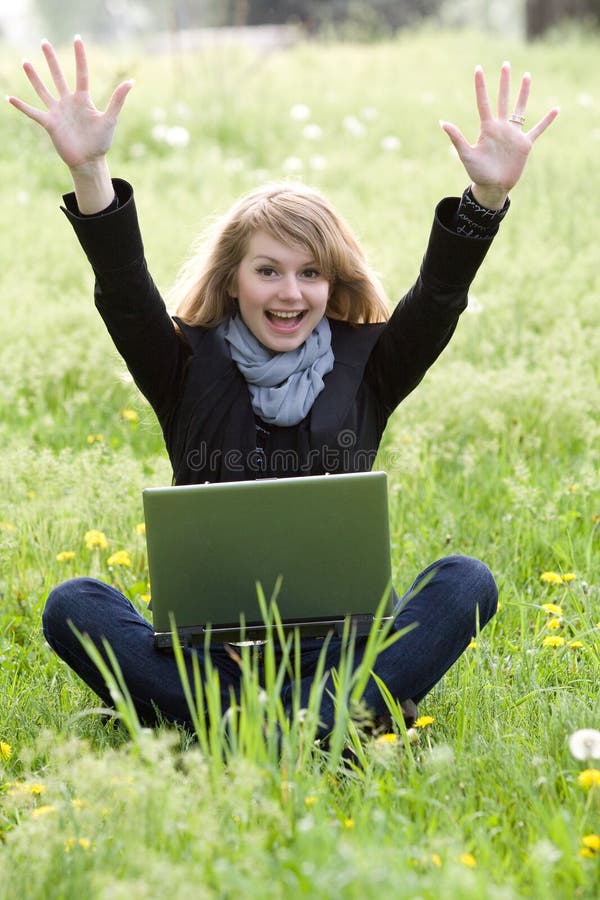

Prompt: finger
xmin=513 ymin=71 xmax=531 ymax=119
xmin=22 ymin=59 xmax=55 ymax=107
xmin=41 ymin=38 xmax=70 ymax=97
xmin=497 ymin=60 xmax=511 ymax=119
xmin=526 ymin=106 xmax=560 ymax=143
xmin=440 ymin=120 xmax=471 ymax=157
xmin=474 ymin=66 xmax=492 ymax=122
xmin=74 ymin=34 xmax=89 ymax=93
xmin=105 ymin=80 xmax=134 ymax=121
xmin=6 ymin=94 xmax=49 ymax=127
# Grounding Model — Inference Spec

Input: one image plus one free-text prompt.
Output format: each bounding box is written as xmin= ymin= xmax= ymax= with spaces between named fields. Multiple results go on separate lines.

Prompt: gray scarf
xmin=222 ymin=315 xmax=334 ymax=427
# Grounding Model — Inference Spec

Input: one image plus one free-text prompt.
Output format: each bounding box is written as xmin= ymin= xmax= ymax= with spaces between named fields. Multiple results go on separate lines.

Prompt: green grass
xmin=0 ymin=27 xmax=599 ymax=898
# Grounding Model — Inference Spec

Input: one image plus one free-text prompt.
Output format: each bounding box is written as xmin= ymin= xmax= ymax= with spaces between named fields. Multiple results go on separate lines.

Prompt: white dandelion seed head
xmin=343 ymin=116 xmax=366 ymax=137
xmin=282 ymin=156 xmax=303 ymax=173
xmin=151 ymin=123 xmax=168 ymax=141
xmin=380 ymin=135 xmax=401 ymax=152
xmin=466 ymin=294 xmax=484 ymax=314
xmin=309 ymin=154 xmax=327 ymax=171
xmin=568 ymin=728 xmax=600 ymax=760
xmin=361 ymin=105 xmax=378 ymax=120
xmin=129 ymin=142 xmax=147 ymax=159
xmin=223 ymin=157 xmax=245 ymax=173
xmin=290 ymin=103 xmax=311 ymax=121
xmin=530 ymin=839 xmax=562 ymax=865
xmin=302 ymin=123 xmax=323 ymax=141
xmin=164 ymin=126 xmax=190 ymax=148
xmin=577 ymin=92 xmax=594 ymax=108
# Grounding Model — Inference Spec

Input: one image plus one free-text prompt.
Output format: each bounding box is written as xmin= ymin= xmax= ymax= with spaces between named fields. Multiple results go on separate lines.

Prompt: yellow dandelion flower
xmin=468 ymin=639 xmax=478 ymax=649
xmin=84 ymin=529 xmax=108 ymax=551
xmin=578 ymin=768 xmax=600 ymax=790
xmin=0 ymin=521 xmax=16 ymax=532
xmin=581 ymin=834 xmax=600 ymax=852
xmin=70 ymin=798 xmax=88 ymax=810
xmin=304 ymin=796 xmax=318 ymax=807
xmin=0 ymin=741 xmax=12 ymax=761
xmin=29 ymin=783 xmax=46 ymax=796
xmin=562 ymin=573 xmax=576 ymax=583
xmin=344 ymin=818 xmax=355 ymax=828
xmin=32 ymin=804 xmax=56 ymax=817
xmin=540 ymin=571 xmax=563 ymax=585
xmin=568 ymin=641 xmax=584 ymax=650
xmin=64 ymin=837 xmax=91 ymax=852
xmin=548 ymin=618 xmax=562 ymax=630
xmin=56 ymin=551 xmax=76 ymax=562
xmin=414 ymin=715 xmax=435 ymax=728
xmin=135 ymin=522 xmax=146 ymax=535
xmin=140 ymin=593 xmax=151 ymax=604
xmin=579 ymin=846 xmax=596 ymax=858
xmin=541 ymin=603 xmax=563 ymax=616
xmin=120 ymin=408 xmax=139 ymax=422
xmin=107 ymin=550 xmax=132 ymax=567
xmin=542 ymin=636 xmax=565 ymax=648
xmin=430 ymin=853 xmax=442 ymax=868
xmin=375 ymin=733 xmax=398 ymax=744
xmin=459 ymin=852 xmax=477 ymax=868
xmin=86 ymin=434 xmax=104 ymax=444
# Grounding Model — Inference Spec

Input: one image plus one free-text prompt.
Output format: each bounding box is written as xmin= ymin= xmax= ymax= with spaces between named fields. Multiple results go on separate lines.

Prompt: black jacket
xmin=63 ymin=180 xmax=495 ymax=484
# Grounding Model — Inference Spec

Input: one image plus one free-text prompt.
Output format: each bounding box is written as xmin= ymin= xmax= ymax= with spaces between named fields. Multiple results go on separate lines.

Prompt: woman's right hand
xmin=8 ymin=36 xmax=133 ymax=211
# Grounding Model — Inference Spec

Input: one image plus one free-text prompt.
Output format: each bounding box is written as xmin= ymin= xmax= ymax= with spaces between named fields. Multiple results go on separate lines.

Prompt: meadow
xmin=0 ymin=26 xmax=599 ymax=898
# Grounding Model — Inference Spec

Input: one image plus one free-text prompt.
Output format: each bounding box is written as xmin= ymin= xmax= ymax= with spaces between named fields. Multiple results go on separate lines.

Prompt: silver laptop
xmin=143 ymin=471 xmax=394 ymax=647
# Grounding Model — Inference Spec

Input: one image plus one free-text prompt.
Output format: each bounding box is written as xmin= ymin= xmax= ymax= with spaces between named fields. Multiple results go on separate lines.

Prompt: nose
xmin=277 ymin=273 xmax=303 ymax=303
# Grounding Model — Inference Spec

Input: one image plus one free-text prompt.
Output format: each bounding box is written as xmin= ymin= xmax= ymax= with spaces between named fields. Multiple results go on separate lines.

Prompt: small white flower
xmin=290 ymin=103 xmax=311 ymax=121
xmin=530 ymin=839 xmax=562 ymax=864
xmin=302 ymin=123 xmax=323 ymax=140
xmin=282 ymin=156 xmax=303 ymax=173
xmin=343 ymin=115 xmax=366 ymax=137
xmin=165 ymin=126 xmax=190 ymax=148
xmin=568 ymin=728 xmax=600 ymax=760
xmin=380 ymin=135 xmax=401 ymax=152
xmin=151 ymin=123 xmax=168 ymax=141
xmin=16 ymin=190 xmax=30 ymax=205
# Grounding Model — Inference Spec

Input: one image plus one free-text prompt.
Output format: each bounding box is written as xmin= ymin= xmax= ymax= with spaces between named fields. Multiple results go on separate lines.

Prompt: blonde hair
xmin=170 ymin=181 xmax=390 ymax=327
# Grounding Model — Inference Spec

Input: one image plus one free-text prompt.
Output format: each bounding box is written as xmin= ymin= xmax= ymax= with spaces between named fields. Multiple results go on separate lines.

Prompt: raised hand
xmin=441 ymin=62 xmax=559 ymax=209
xmin=8 ymin=36 xmax=133 ymax=212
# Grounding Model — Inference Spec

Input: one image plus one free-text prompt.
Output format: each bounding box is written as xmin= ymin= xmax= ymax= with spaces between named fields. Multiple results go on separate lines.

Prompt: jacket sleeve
xmin=61 ymin=179 xmax=189 ymax=422
xmin=364 ymin=196 xmax=496 ymax=419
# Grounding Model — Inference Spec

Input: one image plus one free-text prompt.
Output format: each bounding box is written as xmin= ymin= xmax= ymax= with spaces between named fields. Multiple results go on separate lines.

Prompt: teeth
xmin=269 ymin=310 xmax=303 ymax=319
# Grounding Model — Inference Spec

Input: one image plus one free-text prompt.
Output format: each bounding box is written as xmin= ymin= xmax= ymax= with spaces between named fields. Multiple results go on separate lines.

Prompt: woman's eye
xmin=258 ymin=267 xmax=277 ymax=277
xmin=302 ymin=269 xmax=320 ymax=279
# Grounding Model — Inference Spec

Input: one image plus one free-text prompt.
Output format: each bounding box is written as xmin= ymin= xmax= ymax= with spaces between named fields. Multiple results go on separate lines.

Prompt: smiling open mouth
xmin=265 ymin=310 xmax=306 ymax=322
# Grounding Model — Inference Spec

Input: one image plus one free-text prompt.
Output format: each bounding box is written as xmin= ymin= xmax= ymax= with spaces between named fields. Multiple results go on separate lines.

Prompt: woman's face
xmin=233 ymin=229 xmax=329 ymax=352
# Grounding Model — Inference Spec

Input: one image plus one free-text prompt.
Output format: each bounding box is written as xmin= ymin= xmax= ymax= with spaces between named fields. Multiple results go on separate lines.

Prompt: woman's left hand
xmin=441 ymin=62 xmax=559 ymax=209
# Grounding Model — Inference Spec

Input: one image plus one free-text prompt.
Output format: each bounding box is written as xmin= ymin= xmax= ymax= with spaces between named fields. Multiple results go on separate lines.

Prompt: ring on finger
xmin=509 ymin=113 xmax=525 ymax=125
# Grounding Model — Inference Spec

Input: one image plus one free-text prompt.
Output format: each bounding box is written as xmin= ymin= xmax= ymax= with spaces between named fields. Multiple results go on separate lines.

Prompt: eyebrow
xmin=251 ymin=255 xmax=317 ymax=265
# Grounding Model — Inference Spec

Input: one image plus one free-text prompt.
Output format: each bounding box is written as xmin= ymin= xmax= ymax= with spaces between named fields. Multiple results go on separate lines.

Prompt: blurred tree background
xmin=1 ymin=0 xmax=600 ymax=43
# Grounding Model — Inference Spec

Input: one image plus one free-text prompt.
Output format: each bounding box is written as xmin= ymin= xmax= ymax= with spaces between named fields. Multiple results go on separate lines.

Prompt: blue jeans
xmin=42 ymin=555 xmax=497 ymax=735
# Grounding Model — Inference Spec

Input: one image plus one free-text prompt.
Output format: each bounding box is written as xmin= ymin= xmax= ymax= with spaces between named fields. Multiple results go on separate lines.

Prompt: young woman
xmin=9 ymin=38 xmax=557 ymax=737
